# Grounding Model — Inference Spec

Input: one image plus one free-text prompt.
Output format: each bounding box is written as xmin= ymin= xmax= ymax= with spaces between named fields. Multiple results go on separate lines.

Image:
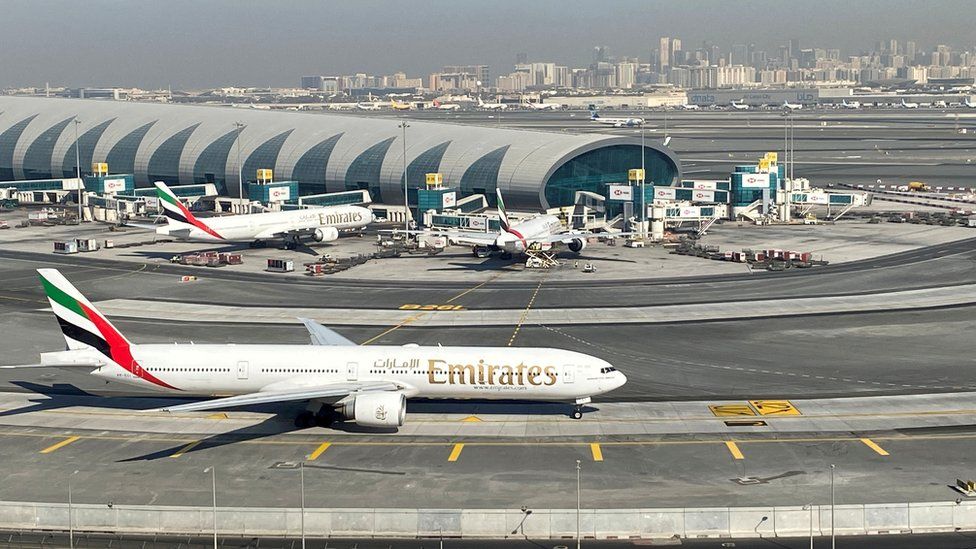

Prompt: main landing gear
xmin=295 ymin=406 xmax=339 ymax=428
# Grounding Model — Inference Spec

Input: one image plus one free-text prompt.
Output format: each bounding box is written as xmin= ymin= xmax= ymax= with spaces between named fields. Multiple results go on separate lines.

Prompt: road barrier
xmin=0 ymin=500 xmax=975 ymax=539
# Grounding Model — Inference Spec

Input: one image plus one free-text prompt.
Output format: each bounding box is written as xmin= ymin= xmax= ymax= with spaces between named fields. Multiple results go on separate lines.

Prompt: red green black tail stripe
xmin=157 ymin=186 xmax=224 ymax=240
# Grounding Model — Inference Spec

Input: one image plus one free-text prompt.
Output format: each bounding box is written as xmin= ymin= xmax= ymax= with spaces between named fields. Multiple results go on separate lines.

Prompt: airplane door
xmin=563 ymin=365 xmax=575 ymax=384
xmin=346 ymin=362 xmax=358 ymax=381
xmin=237 ymin=361 xmax=249 ymax=380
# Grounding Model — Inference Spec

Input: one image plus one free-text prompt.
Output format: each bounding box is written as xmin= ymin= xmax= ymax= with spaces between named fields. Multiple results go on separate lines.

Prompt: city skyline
xmin=2 ymin=0 xmax=976 ymax=88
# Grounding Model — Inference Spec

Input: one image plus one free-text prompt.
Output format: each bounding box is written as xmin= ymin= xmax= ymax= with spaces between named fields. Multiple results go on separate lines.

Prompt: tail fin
xmin=495 ymin=188 xmax=512 ymax=232
xmin=37 ymin=268 xmax=131 ymax=353
xmin=590 ymin=110 xmax=599 ymax=119
xmin=37 ymin=269 xmax=178 ymax=389
xmin=155 ymin=181 xmax=223 ymax=239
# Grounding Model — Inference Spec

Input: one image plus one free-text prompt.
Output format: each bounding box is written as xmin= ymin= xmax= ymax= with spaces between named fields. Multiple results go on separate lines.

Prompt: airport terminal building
xmin=0 ymin=97 xmax=680 ymax=210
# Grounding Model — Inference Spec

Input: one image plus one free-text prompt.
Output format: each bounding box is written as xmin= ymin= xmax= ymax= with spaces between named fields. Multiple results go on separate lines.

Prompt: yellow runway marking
xmin=508 ymin=274 xmax=548 ymax=346
xmin=448 ymin=443 xmax=465 ymax=462
xmin=709 ymin=404 xmax=757 ymax=417
xmin=308 ymin=442 xmax=332 ymax=461
xmin=725 ymin=441 xmax=744 ymax=460
xmin=860 ymin=438 xmax=890 ymax=456
xmin=39 ymin=436 xmax=80 ymax=454
xmin=445 ymin=273 xmax=504 ymax=303
xmin=590 ymin=443 xmax=604 ymax=462
xmin=750 ymin=400 xmax=801 ymax=416
xmin=170 ymin=440 xmax=201 ymax=458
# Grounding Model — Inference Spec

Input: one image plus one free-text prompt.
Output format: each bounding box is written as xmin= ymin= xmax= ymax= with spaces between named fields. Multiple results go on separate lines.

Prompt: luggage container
xmin=267 ymin=259 xmax=294 ymax=273
xmin=219 ymin=252 xmax=243 ymax=265
xmin=76 ymin=239 xmax=99 ymax=252
xmin=53 ymin=241 xmax=78 ymax=254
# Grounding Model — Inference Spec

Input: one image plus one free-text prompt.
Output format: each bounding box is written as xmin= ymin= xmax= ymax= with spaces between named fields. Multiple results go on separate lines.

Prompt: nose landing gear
xmin=571 ymin=406 xmax=583 ymax=420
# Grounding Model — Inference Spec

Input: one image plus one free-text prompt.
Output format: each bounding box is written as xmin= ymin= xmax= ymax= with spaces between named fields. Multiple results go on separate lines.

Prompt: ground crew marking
xmin=40 ymin=436 xmax=80 ymax=454
xmin=710 ymin=404 xmax=757 ymax=417
xmin=749 ymin=400 xmax=802 ymax=416
xmin=448 ymin=443 xmax=465 ymax=462
xmin=590 ymin=443 xmax=604 ymax=462
xmin=308 ymin=442 xmax=332 ymax=461
xmin=860 ymin=438 xmax=890 ymax=456
xmin=399 ymin=304 xmax=465 ymax=311
xmin=170 ymin=440 xmax=201 ymax=458
xmin=725 ymin=441 xmax=745 ymax=460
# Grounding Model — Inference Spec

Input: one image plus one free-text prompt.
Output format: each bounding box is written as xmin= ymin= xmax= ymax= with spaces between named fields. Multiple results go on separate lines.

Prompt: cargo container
xmin=53 ymin=241 xmax=78 ymax=254
xmin=76 ymin=239 xmax=99 ymax=252
xmin=267 ymin=259 xmax=294 ymax=273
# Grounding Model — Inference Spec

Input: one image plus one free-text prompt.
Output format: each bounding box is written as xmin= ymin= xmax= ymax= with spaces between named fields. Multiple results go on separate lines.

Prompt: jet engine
xmin=312 ymin=226 xmax=339 ymax=242
xmin=341 ymin=392 xmax=406 ymax=427
xmin=567 ymin=237 xmax=587 ymax=253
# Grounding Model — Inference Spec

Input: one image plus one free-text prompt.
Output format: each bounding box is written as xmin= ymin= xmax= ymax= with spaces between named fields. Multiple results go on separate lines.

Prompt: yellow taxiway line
xmin=308 ymin=442 xmax=332 ymax=461
xmin=725 ymin=441 xmax=745 ymax=460
xmin=448 ymin=443 xmax=465 ymax=462
xmin=39 ymin=436 xmax=81 ymax=454
xmin=860 ymin=438 xmax=890 ymax=456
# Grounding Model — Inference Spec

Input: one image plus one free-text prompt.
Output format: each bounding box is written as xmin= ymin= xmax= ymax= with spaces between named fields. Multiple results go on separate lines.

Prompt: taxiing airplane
xmin=782 ymin=100 xmax=803 ymax=111
xmin=589 ymin=111 xmax=644 ymax=127
xmin=526 ymin=102 xmax=561 ymax=110
xmin=356 ymin=103 xmax=381 ymax=111
xmin=433 ymin=100 xmax=461 ymax=111
xmin=840 ymin=100 xmax=861 ymax=109
xmin=478 ymin=97 xmax=508 ymax=110
xmin=150 ymin=182 xmax=371 ymax=248
xmin=679 ymin=104 xmax=701 ymax=110
xmin=4 ymin=269 xmax=627 ymax=426
xmin=901 ymin=99 xmax=919 ymax=109
xmin=729 ymin=101 xmax=750 ymax=111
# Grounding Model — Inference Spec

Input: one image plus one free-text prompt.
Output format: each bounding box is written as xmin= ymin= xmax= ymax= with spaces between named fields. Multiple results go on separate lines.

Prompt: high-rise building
xmin=516 ymin=52 xmax=527 ymax=65
xmin=730 ymin=44 xmax=749 ymax=66
xmin=615 ymin=62 xmax=637 ymax=89
xmin=659 ymin=37 xmax=671 ymax=71
xmin=906 ymin=41 xmax=917 ymax=64
xmin=789 ymin=38 xmax=800 ymax=60
xmin=889 ymin=39 xmax=899 ymax=56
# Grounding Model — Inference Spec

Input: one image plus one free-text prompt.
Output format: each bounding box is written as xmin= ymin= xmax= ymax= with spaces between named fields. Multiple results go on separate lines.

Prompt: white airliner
xmin=589 ymin=111 xmax=644 ymax=127
xmin=730 ymin=101 xmax=750 ymax=111
xmin=5 ymin=269 xmax=627 ymax=426
xmin=151 ymin=182 xmax=371 ymax=248
xmin=412 ymin=189 xmax=596 ymax=258
xmin=840 ymin=100 xmax=861 ymax=109
xmin=901 ymin=99 xmax=919 ymax=109
xmin=478 ymin=97 xmax=508 ymax=110
xmin=527 ymin=102 xmax=561 ymax=110
xmin=782 ymin=100 xmax=803 ymax=111
xmin=965 ymin=99 xmax=976 ymax=109
xmin=679 ymin=104 xmax=701 ymax=110
xmin=433 ymin=100 xmax=461 ymax=111
xmin=356 ymin=103 xmax=381 ymax=111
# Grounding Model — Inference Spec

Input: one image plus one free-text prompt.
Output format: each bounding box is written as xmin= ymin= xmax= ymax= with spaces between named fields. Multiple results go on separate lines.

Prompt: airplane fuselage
xmin=495 ymin=215 xmax=565 ymax=253
xmin=86 ymin=344 xmax=625 ymax=402
xmin=156 ymin=205 xmax=371 ymax=242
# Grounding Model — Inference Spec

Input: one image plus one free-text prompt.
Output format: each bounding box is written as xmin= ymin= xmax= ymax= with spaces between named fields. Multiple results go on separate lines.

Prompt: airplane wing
xmin=298 ymin=317 xmax=356 ymax=346
xmin=380 ymin=229 xmax=497 ymax=247
xmin=148 ymin=381 xmax=400 ymax=413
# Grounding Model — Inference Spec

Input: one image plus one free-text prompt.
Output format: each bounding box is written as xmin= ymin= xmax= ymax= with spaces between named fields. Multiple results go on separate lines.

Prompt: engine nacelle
xmin=312 ymin=226 xmax=339 ymax=242
xmin=567 ymin=237 xmax=587 ymax=253
xmin=341 ymin=392 xmax=406 ymax=428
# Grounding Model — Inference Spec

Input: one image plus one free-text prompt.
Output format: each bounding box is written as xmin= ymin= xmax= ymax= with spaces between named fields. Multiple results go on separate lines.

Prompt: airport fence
xmin=1 ymin=500 xmax=975 ymax=540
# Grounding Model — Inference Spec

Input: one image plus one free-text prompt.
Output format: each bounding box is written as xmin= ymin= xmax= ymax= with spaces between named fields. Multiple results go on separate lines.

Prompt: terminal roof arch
xmin=105 ymin=121 xmax=157 ymax=176
xmin=147 ymin=124 xmax=200 ymax=185
xmin=22 ymin=117 xmax=75 ymax=180
xmin=62 ymin=118 xmax=116 ymax=178
xmin=0 ymin=114 xmax=38 ymax=180
xmin=242 ymin=130 xmax=294 ymax=190
xmin=401 ymin=141 xmax=452 ymax=204
xmin=344 ymin=136 xmax=396 ymax=202
xmin=291 ymin=133 xmax=343 ymax=193
xmin=460 ymin=145 xmax=510 ymax=206
xmin=192 ymin=128 xmax=241 ymax=190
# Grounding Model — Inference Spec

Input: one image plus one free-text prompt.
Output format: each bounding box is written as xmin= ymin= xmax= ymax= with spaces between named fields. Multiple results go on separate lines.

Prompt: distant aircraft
xmin=390 ymin=99 xmax=411 ymax=111
xmin=590 ymin=111 xmax=644 ymax=127
xmin=149 ymin=182 xmax=371 ymax=249
xmin=4 ymin=269 xmax=627 ymax=426
xmin=478 ymin=97 xmax=508 ymax=110
xmin=965 ymin=98 xmax=976 ymax=108
xmin=901 ymin=99 xmax=920 ymax=109
xmin=841 ymin=100 xmax=861 ymax=109
xmin=729 ymin=101 xmax=750 ymax=111
xmin=433 ymin=100 xmax=460 ymax=111
xmin=782 ymin=100 xmax=803 ymax=111
xmin=679 ymin=104 xmax=701 ymax=110
xmin=527 ymin=102 xmax=561 ymax=110
xmin=356 ymin=103 xmax=381 ymax=111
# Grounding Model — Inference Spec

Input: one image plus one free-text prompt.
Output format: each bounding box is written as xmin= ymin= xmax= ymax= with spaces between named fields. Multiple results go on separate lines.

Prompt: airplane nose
xmin=614 ymin=370 xmax=627 ymax=389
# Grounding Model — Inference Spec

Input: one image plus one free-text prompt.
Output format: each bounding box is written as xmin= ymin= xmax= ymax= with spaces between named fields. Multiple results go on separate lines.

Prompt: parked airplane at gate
xmin=3 ymin=269 xmax=627 ymax=426
xmin=589 ymin=111 xmax=644 ymax=127
xmin=729 ymin=101 xmax=750 ymax=111
xmin=404 ymin=189 xmax=600 ymax=258
xmin=901 ymin=99 xmax=920 ymax=109
xmin=150 ymin=182 xmax=371 ymax=248
xmin=782 ymin=100 xmax=803 ymax=111
xmin=841 ymin=100 xmax=861 ymax=109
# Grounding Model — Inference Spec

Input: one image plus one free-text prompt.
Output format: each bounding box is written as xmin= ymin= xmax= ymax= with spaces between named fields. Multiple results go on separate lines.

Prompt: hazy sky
xmin=2 ymin=0 xmax=974 ymax=89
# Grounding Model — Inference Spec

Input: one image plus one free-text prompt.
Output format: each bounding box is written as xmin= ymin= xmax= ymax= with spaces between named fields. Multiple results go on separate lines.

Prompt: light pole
xmin=640 ymin=122 xmax=646 ymax=240
xmin=830 ymin=464 xmax=836 ymax=549
xmin=399 ymin=121 xmax=410 ymax=233
xmin=300 ymin=461 xmax=306 ymax=549
xmin=803 ymin=503 xmax=814 ymax=549
xmin=205 ymin=466 xmax=217 ymax=549
xmin=73 ymin=119 xmax=82 ymax=222
xmin=68 ymin=469 xmax=79 ymax=549
xmin=576 ymin=459 xmax=581 ymax=549
xmin=234 ymin=122 xmax=245 ymax=212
